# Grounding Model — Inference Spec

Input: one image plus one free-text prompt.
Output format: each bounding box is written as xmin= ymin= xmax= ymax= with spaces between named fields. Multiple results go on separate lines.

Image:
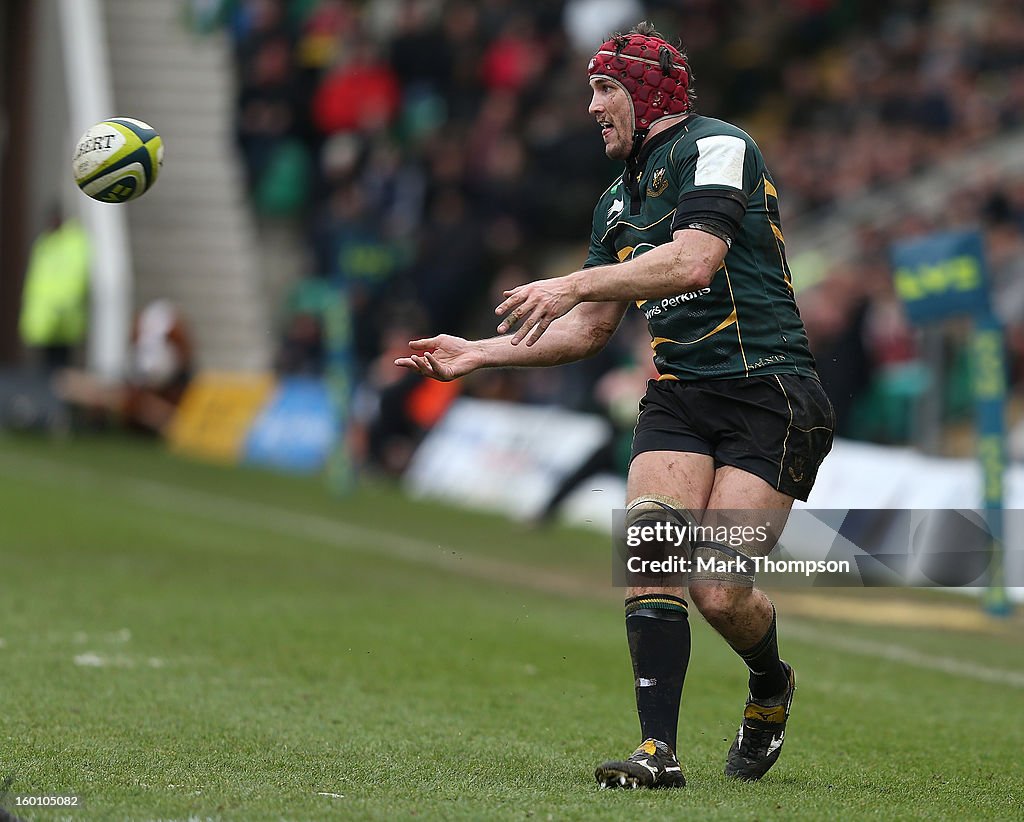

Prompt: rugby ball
xmin=72 ymin=117 xmax=164 ymax=203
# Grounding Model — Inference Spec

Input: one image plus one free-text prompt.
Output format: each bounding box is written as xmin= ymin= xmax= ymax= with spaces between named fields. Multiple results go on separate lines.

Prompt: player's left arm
xmin=495 ymin=230 xmax=727 ymax=345
xmin=497 ymin=131 xmax=757 ymax=346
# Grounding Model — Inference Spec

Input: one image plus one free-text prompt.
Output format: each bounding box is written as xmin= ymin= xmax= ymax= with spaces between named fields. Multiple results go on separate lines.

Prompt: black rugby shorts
xmin=630 ymin=374 xmax=835 ymax=501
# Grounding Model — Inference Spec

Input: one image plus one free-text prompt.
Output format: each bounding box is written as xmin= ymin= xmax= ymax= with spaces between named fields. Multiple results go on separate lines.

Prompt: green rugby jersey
xmin=584 ymin=115 xmax=817 ymax=382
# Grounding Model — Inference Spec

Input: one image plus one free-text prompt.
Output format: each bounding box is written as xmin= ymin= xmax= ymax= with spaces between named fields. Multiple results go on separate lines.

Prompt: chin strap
xmin=629 ymin=127 xmax=649 ymax=163
xmin=623 ymin=129 xmax=648 ymax=214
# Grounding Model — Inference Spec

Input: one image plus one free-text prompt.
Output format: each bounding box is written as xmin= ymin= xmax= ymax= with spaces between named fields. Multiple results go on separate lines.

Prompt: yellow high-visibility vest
xmin=19 ymin=218 xmax=91 ymax=346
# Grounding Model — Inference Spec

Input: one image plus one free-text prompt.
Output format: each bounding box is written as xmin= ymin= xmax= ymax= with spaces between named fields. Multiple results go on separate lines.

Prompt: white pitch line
xmin=2 ymin=450 xmax=1023 ymax=690
xmin=784 ymin=623 xmax=1024 ymax=689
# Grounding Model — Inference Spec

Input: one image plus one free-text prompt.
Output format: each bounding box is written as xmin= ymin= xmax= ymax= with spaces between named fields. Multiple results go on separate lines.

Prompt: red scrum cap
xmin=587 ymin=28 xmax=692 ymax=155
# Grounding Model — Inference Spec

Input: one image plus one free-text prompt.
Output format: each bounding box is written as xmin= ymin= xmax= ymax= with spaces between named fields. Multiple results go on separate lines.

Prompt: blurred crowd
xmin=201 ymin=0 xmax=1024 ymax=472
xmin=802 ymin=177 xmax=1024 ymax=444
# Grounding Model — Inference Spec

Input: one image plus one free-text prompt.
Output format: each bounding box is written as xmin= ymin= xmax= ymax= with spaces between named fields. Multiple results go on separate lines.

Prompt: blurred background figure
xmin=351 ymin=303 xmax=460 ymax=476
xmin=55 ymin=299 xmax=194 ymax=436
xmin=18 ymin=204 xmax=91 ymax=373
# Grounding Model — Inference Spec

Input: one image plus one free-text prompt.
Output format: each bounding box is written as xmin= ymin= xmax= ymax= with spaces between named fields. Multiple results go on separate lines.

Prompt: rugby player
xmin=396 ymin=22 xmax=834 ymax=788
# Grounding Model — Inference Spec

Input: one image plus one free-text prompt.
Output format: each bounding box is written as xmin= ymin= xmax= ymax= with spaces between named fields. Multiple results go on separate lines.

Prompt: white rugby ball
xmin=72 ymin=117 xmax=164 ymax=203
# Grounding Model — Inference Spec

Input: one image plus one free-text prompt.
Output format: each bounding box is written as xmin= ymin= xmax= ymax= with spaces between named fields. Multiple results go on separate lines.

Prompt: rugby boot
xmin=724 ymin=661 xmax=796 ymax=781
xmin=595 ymin=738 xmax=686 ymax=789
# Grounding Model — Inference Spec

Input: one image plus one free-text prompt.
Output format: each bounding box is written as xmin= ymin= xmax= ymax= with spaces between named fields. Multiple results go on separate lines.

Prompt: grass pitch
xmin=0 ymin=434 xmax=1022 ymax=820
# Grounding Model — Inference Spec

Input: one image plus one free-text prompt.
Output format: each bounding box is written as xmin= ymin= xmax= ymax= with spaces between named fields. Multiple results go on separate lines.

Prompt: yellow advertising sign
xmin=166 ymin=371 xmax=276 ymax=464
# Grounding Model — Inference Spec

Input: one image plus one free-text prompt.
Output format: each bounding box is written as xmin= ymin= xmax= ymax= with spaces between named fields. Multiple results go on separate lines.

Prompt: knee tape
xmin=625 ymin=496 xmax=698 ymax=553
xmin=689 ymin=540 xmax=756 ymax=586
xmin=625 ymin=495 xmax=696 ymax=529
xmin=622 ymin=495 xmax=696 ymax=586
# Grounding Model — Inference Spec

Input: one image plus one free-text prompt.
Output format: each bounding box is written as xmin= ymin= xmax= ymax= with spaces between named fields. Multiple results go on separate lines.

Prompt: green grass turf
xmin=0 ymin=433 xmax=1022 ymax=821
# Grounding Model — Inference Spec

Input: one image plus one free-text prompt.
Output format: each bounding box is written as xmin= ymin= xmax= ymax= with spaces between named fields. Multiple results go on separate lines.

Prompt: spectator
xmin=407 ymin=186 xmax=485 ymax=334
xmin=19 ymin=205 xmax=90 ymax=372
xmin=351 ymin=304 xmax=460 ymax=475
xmin=312 ymin=41 xmax=400 ymax=134
xmin=55 ymin=300 xmax=194 ymax=436
xmin=233 ymin=0 xmax=298 ymax=191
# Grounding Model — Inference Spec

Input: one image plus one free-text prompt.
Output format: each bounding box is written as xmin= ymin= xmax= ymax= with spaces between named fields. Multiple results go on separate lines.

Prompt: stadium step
xmin=101 ymin=0 xmax=276 ymax=373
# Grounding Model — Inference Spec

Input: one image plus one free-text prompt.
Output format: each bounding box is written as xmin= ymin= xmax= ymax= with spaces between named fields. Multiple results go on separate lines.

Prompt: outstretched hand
xmin=394 ymin=334 xmax=480 ymax=382
xmin=495 ymin=274 xmax=581 ymax=346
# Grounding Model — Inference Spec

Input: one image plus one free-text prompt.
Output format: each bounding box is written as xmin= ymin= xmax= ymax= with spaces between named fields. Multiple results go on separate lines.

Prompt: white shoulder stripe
xmin=694 ymin=135 xmax=745 ymax=190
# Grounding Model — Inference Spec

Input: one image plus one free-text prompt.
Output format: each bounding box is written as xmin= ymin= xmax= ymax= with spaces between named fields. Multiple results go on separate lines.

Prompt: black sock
xmin=734 ymin=604 xmax=788 ymax=701
xmin=625 ymin=593 xmax=690 ymax=751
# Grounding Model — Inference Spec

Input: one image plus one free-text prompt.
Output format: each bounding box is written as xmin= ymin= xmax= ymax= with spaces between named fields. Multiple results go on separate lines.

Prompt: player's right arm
xmin=395 ymin=299 xmax=628 ymax=382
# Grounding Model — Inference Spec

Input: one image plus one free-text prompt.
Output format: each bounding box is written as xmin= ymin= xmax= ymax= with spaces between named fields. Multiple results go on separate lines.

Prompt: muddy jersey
xmin=584 ymin=115 xmax=817 ymax=381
